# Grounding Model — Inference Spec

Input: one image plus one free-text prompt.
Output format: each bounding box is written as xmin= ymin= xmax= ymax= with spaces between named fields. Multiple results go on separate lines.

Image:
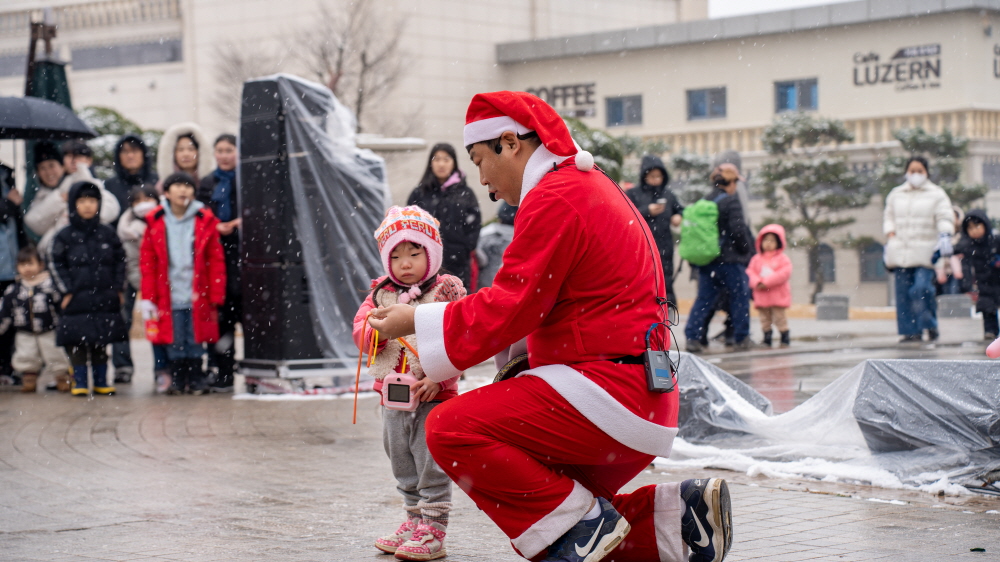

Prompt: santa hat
xmin=463 ymin=91 xmax=594 ymax=172
xmin=374 ymin=206 xmax=443 ymax=295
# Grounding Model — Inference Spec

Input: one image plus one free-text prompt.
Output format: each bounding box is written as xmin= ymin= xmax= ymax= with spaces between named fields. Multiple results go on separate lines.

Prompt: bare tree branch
xmin=211 ymin=42 xmax=285 ymax=122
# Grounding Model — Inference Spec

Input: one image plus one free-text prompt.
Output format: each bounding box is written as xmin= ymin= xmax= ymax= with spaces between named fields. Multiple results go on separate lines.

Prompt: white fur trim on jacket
xmin=511 ymin=480 xmax=592 ymax=559
xmin=463 ymin=116 xmax=533 ymax=148
xmin=520 ymin=145 xmax=570 ymax=206
xmin=157 ymin=122 xmax=215 ymax=181
xmin=654 ymin=482 xmax=687 ymax=562
xmin=413 ymin=302 xmax=462 ymax=382
xmin=518 ymin=364 xmax=678 ymax=458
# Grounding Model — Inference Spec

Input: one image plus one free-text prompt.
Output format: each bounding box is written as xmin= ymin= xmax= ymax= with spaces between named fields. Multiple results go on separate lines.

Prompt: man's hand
xmin=368 ymin=304 xmax=416 ymax=340
xmin=648 ymin=203 xmax=666 ymax=217
xmin=411 ymin=377 xmax=441 ymax=402
xmin=670 ymin=214 xmax=682 ymax=227
xmin=217 ymin=218 xmax=242 ymax=236
xmin=61 ymin=294 xmax=72 ymax=309
xmin=6 ymin=189 xmax=22 ymax=206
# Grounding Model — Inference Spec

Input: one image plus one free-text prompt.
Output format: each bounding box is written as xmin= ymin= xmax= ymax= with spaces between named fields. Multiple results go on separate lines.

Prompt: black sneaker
xmin=731 ymin=339 xmax=751 ymax=352
xmin=927 ymin=329 xmax=939 ymax=342
xmin=685 ymin=341 xmax=704 ymax=353
xmin=681 ymin=478 xmax=732 ymax=562
xmin=899 ymin=334 xmax=922 ymax=344
xmin=114 ymin=367 xmax=133 ymax=384
xmin=209 ymin=374 xmax=235 ymax=393
xmin=542 ymin=497 xmax=630 ymax=562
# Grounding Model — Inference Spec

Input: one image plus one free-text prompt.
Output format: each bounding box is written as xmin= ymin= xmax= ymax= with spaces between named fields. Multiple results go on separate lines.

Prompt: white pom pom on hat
xmin=464 ymin=91 xmax=595 ymax=171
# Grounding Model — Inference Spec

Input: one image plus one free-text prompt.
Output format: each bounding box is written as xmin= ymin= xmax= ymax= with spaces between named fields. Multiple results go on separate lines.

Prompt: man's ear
xmin=500 ymin=131 xmax=519 ymax=154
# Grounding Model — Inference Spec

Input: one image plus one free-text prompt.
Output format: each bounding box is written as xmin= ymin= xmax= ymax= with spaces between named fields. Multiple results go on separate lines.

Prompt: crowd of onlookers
xmin=625 ymin=153 xmax=1000 ymax=352
xmin=0 ymin=122 xmax=240 ymax=396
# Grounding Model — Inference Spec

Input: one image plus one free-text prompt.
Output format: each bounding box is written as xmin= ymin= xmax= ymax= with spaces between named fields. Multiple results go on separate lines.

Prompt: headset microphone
xmin=489 ymin=192 xmax=497 ymax=202
xmin=494 ymin=143 xmax=503 ymax=155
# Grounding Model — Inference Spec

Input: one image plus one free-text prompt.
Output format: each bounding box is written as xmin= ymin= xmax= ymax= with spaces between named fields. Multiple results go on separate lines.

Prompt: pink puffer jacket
xmin=746 ymin=224 xmax=793 ymax=309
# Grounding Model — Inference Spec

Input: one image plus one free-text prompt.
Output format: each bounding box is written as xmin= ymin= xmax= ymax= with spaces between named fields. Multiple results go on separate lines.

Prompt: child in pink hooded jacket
xmin=746 ymin=224 xmax=793 ymax=347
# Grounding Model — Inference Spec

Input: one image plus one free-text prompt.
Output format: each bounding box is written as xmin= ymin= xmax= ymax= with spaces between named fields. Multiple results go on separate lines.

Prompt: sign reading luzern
xmin=525 ymin=83 xmax=596 ymax=118
xmin=853 ymin=44 xmax=941 ymax=91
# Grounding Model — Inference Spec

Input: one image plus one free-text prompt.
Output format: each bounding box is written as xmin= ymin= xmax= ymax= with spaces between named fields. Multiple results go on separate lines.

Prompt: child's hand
xmin=61 ymin=294 xmax=72 ymax=309
xmin=411 ymin=377 xmax=441 ymax=402
xmin=756 ymin=282 xmax=767 ymax=291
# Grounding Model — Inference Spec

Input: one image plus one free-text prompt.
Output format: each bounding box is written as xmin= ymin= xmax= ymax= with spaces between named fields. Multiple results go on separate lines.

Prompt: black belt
xmin=610 ymin=354 xmax=645 ymax=366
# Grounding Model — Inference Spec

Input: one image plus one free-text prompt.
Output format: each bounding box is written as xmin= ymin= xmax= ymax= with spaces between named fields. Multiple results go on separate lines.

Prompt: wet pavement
xmin=2 ymin=317 xmax=999 ymax=561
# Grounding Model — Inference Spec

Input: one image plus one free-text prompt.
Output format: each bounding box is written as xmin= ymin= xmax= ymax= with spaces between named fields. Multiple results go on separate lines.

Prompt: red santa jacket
xmin=140 ymin=205 xmax=226 ymax=345
xmin=414 ymin=149 xmax=679 ymax=458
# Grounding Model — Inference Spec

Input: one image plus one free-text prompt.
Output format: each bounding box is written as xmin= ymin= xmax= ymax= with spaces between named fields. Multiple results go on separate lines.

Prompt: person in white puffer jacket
xmin=883 ymin=155 xmax=954 ymax=343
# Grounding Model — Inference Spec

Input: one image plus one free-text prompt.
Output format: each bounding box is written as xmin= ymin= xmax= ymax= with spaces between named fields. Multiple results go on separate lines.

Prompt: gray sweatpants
xmin=382 ymin=401 xmax=452 ymax=522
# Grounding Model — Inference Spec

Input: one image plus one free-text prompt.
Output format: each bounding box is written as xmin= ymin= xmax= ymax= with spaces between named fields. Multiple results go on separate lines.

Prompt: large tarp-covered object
xmin=665 ymin=354 xmax=1000 ymax=493
xmin=270 ymin=74 xmax=390 ymax=361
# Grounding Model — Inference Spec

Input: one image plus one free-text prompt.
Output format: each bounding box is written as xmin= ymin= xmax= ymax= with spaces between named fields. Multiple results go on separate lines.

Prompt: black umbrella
xmin=0 ymin=96 xmax=96 ymax=140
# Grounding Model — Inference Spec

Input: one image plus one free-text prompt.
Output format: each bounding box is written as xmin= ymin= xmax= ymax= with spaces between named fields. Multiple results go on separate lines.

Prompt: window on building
xmin=606 ymin=95 xmax=642 ymax=127
xmin=686 ymin=88 xmax=726 ymax=120
xmin=775 ymin=79 xmax=818 ymax=113
xmin=71 ymin=39 xmax=183 ymax=71
xmin=859 ymin=243 xmax=887 ymax=282
xmin=808 ymin=243 xmax=836 ymax=283
xmin=984 ymin=158 xmax=1000 ymax=190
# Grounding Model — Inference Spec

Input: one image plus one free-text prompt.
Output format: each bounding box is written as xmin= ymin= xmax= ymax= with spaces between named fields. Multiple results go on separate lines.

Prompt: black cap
xmin=34 ymin=141 xmax=62 ymax=165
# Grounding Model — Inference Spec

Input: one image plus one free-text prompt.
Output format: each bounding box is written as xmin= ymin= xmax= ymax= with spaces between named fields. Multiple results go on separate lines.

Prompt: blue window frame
xmin=687 ymin=88 xmax=726 ymax=120
xmin=606 ymin=95 xmax=642 ymax=127
xmin=775 ymin=79 xmax=818 ymax=112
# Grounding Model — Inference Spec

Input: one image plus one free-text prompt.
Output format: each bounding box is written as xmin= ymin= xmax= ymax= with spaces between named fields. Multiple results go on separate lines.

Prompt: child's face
xmin=165 ymin=182 xmax=195 ymax=209
xmin=75 ymin=196 xmax=99 ymax=220
xmin=131 ymin=193 xmax=156 ymax=208
xmin=390 ymin=242 xmax=428 ymax=285
xmin=967 ymin=221 xmax=987 ymax=240
xmin=17 ymin=258 xmax=42 ymax=280
xmin=761 ymin=233 xmax=779 ymax=252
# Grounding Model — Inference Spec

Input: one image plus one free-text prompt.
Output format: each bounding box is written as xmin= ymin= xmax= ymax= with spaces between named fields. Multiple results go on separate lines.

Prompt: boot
xmin=92 ymin=363 xmax=115 ymax=395
xmin=20 ymin=372 xmax=37 ymax=393
xmin=71 ymin=365 xmax=89 ymax=396
xmin=762 ymin=330 xmax=773 ymax=347
xmin=155 ymin=368 xmax=172 ymax=394
xmin=56 ymin=372 xmax=72 ymax=392
xmin=168 ymin=361 xmax=187 ymax=395
xmin=187 ymin=359 xmax=208 ymax=396
xmin=780 ymin=331 xmax=791 ymax=348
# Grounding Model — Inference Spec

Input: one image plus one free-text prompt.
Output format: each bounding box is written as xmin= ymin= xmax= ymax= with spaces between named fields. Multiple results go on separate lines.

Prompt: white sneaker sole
xmin=393 ymin=547 xmax=446 ymax=561
xmin=703 ymin=478 xmax=733 ymax=562
xmin=583 ymin=516 xmax=631 ymax=562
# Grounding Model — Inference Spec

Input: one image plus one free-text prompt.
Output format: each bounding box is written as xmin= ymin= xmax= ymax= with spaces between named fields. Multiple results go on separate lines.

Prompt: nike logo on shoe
xmin=690 ymin=507 xmax=710 ymax=548
xmin=574 ymin=518 xmax=604 ymax=557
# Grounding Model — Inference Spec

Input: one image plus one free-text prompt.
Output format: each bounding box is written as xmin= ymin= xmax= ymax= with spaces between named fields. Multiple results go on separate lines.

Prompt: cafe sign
xmin=853 ymin=44 xmax=941 ymax=91
xmin=525 ymin=83 xmax=596 ymax=118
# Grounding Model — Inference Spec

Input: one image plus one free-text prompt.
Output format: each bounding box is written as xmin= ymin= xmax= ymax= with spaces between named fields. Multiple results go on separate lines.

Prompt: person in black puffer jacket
xmin=49 ymin=181 xmax=128 ymax=396
xmin=626 ymin=155 xmax=684 ymax=304
xmin=407 ymin=143 xmax=481 ymax=289
xmin=954 ymin=209 xmax=1000 ymax=339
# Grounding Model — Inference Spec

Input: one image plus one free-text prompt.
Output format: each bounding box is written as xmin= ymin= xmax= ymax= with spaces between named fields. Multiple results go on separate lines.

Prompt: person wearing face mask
xmin=140 ymin=173 xmax=226 ymax=395
xmin=883 ymin=156 xmax=955 ymax=343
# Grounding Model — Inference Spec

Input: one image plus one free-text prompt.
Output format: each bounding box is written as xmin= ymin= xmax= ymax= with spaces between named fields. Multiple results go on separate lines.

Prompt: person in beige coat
xmin=883 ymin=156 xmax=954 ymax=343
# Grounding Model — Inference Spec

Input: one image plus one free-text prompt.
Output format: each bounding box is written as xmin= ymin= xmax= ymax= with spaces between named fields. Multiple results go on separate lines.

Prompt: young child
xmin=118 ymin=185 xmax=173 ymax=392
xmin=0 ymin=247 xmax=70 ymax=393
xmin=954 ymin=210 xmax=1000 ymax=340
xmin=746 ymin=224 xmax=793 ymax=347
xmin=140 ymin=173 xmax=226 ymax=395
xmin=353 ymin=206 xmax=465 ymax=561
xmin=49 ymin=181 xmax=129 ymax=396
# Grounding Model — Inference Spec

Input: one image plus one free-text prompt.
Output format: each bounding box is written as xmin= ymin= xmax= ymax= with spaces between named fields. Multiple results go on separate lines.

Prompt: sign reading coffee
xmin=525 ymin=83 xmax=596 ymax=118
xmin=853 ymin=44 xmax=941 ymax=91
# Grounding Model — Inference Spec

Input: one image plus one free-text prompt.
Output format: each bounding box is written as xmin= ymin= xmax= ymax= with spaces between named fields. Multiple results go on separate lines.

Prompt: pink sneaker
xmin=394 ymin=520 xmax=446 ymax=561
xmin=375 ymin=517 xmax=419 ymax=554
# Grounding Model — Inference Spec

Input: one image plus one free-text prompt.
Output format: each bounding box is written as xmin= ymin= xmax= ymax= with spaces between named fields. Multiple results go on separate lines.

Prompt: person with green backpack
xmin=681 ymin=164 xmax=755 ymax=352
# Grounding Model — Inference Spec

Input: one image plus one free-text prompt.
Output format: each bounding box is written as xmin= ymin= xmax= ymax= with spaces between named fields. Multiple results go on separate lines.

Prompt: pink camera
xmin=382 ymin=372 xmax=419 ymax=411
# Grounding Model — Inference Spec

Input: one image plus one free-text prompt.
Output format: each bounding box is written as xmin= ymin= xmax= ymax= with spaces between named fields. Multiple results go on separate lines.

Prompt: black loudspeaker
xmin=242 ymin=263 xmax=324 ymax=360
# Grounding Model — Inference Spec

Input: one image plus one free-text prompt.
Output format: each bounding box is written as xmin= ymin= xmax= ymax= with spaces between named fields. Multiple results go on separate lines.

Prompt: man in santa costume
xmin=369 ymin=91 xmax=732 ymax=562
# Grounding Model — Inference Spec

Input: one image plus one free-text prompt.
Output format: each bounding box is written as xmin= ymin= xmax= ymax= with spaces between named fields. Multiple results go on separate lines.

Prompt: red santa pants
xmin=425 ymin=374 xmax=686 ymax=561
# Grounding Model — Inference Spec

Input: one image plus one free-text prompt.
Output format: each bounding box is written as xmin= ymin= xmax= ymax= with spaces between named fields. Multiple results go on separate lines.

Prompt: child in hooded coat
xmin=352 ymin=205 xmax=465 ymax=561
xmin=954 ymin=209 xmax=1000 ymax=340
xmin=49 ymin=181 xmax=129 ymax=396
xmin=746 ymin=224 xmax=793 ymax=347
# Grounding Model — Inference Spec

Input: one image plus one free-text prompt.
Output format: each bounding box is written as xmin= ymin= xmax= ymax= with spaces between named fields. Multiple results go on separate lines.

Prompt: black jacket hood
xmin=113 ymin=134 xmax=155 ymax=184
xmin=962 ymin=209 xmax=994 ymax=240
xmin=638 ymin=155 xmax=670 ymax=190
xmin=67 ymin=180 xmax=103 ymax=231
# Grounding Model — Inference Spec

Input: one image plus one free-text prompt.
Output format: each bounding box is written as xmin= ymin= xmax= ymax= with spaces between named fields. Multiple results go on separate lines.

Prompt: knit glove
xmin=139 ymin=299 xmax=159 ymax=321
xmin=936 ymin=233 xmax=953 ymax=257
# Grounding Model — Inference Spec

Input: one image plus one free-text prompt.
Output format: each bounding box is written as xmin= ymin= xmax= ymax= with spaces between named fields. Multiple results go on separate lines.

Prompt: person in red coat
xmin=370 ymin=92 xmax=733 ymax=562
xmin=139 ymin=172 xmax=226 ymax=395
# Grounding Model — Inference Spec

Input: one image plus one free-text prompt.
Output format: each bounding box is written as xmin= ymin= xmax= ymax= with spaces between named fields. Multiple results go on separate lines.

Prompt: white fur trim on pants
xmin=654 ymin=482 xmax=687 ymax=562
xmin=511 ymin=480 xmax=593 ymax=559
xmin=413 ymin=302 xmax=462 ymax=383
xmin=519 ymin=365 xmax=678 ymax=458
